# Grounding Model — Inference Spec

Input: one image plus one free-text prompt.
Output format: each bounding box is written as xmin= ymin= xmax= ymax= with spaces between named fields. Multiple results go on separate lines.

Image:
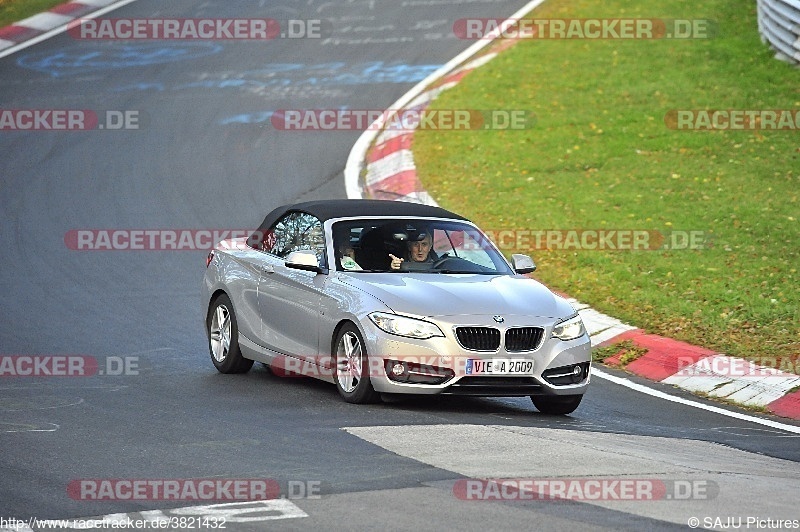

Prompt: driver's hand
xmin=389 ymin=254 xmax=403 ymax=270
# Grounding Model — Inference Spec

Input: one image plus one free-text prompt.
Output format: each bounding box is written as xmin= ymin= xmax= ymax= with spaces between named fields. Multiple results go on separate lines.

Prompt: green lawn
xmin=413 ymin=0 xmax=799 ymax=367
xmin=0 ymin=0 xmax=66 ymax=28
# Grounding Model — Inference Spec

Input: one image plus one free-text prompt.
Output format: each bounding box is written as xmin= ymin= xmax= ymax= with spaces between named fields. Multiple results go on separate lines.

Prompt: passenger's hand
xmin=389 ymin=254 xmax=403 ymax=270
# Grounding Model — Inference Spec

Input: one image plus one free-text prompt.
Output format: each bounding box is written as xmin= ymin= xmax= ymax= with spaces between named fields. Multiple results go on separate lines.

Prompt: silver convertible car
xmin=202 ymin=200 xmax=591 ymax=414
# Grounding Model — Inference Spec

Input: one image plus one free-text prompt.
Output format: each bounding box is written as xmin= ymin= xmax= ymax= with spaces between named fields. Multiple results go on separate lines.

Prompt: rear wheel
xmin=531 ymin=394 xmax=582 ymax=415
xmin=207 ymin=294 xmax=254 ymax=374
xmin=333 ymin=323 xmax=379 ymax=404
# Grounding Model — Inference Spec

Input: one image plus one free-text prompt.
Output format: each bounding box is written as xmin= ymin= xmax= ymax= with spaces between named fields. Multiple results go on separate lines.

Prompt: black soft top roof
xmin=255 ymin=199 xmax=467 ymax=232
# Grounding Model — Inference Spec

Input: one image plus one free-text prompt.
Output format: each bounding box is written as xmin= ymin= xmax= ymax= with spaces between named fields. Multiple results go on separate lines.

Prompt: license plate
xmin=465 ymin=359 xmax=533 ymax=375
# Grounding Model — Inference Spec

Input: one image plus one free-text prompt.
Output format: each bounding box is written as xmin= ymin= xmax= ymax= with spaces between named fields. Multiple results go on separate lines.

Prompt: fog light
xmin=391 ymin=362 xmax=406 ymax=376
xmin=542 ymin=362 xmax=589 ymax=386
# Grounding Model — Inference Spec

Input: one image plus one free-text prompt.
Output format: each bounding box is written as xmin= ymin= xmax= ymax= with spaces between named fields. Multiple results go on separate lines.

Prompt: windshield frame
xmin=325 ymin=216 xmax=515 ymax=275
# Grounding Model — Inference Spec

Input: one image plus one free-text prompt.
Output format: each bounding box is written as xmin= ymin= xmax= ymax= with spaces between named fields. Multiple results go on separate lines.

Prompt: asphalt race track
xmin=1 ymin=1 xmax=799 ymax=530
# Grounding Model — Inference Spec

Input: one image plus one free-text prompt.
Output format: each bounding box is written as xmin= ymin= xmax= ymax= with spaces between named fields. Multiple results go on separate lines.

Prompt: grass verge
xmin=414 ymin=0 xmax=799 ymax=370
xmin=0 ymin=0 xmax=67 ymax=28
xmin=592 ymin=340 xmax=649 ymax=367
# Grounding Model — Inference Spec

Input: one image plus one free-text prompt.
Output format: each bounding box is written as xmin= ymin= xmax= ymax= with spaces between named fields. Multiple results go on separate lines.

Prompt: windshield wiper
xmin=436 ymin=270 xmax=501 ymax=275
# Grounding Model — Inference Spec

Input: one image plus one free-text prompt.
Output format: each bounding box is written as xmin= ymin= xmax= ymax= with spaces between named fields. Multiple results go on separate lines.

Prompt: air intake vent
xmin=455 ymin=327 xmax=500 ymax=351
xmin=505 ymin=327 xmax=545 ymax=352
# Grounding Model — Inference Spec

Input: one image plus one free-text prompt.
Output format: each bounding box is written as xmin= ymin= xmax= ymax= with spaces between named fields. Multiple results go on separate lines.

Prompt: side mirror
xmin=511 ymin=253 xmax=536 ymax=274
xmin=285 ymin=251 xmax=324 ymax=273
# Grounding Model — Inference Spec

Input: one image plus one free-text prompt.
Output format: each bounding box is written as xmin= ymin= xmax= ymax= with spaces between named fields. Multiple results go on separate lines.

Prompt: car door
xmin=223 ymin=249 xmax=267 ymax=346
xmin=256 ymin=211 xmax=327 ymax=361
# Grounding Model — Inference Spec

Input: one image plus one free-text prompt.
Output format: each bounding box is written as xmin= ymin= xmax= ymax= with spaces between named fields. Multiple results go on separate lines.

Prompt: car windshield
xmin=331 ymin=219 xmax=513 ymax=275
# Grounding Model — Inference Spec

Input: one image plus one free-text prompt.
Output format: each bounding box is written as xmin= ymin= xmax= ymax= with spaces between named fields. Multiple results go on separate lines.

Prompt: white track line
xmin=344 ymin=0 xmax=548 ymax=199
xmin=593 ymin=367 xmax=800 ymax=434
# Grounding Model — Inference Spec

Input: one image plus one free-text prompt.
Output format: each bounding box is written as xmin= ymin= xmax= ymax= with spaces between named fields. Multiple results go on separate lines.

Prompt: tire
xmin=531 ymin=394 xmax=582 ymax=415
xmin=207 ymin=294 xmax=254 ymax=374
xmin=333 ymin=323 xmax=379 ymax=404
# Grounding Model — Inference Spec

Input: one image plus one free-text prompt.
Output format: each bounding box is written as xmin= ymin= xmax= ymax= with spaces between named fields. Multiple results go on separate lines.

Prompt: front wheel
xmin=531 ymin=394 xmax=582 ymax=415
xmin=207 ymin=294 xmax=254 ymax=374
xmin=333 ymin=323 xmax=379 ymax=404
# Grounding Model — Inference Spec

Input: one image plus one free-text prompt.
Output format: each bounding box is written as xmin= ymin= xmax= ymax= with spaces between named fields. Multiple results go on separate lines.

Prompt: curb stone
xmin=0 ymin=0 xmax=126 ymax=55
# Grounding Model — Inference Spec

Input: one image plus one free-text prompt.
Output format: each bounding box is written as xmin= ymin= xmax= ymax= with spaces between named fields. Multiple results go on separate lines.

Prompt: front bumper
xmin=361 ymin=314 xmax=591 ymax=397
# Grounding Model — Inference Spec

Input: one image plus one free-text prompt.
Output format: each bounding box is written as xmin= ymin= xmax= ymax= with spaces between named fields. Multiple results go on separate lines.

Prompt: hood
xmin=339 ymin=273 xmax=574 ymax=319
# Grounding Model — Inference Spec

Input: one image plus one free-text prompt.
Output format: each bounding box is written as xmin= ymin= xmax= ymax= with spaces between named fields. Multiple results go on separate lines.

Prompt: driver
xmin=389 ymin=231 xmax=435 ymax=270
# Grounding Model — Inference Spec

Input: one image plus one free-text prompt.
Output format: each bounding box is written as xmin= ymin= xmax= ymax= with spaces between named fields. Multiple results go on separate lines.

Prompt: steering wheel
xmin=430 ymin=254 xmax=452 ymax=269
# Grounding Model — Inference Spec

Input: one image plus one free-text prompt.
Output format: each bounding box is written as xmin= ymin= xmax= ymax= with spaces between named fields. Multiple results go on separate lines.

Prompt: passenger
xmin=335 ymin=229 xmax=362 ymax=271
xmin=338 ymin=242 xmax=362 ymax=270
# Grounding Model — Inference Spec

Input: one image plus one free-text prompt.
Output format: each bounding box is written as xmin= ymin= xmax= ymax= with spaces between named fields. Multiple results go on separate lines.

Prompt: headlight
xmin=369 ymin=312 xmax=445 ymax=340
xmin=552 ymin=315 xmax=586 ymax=341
